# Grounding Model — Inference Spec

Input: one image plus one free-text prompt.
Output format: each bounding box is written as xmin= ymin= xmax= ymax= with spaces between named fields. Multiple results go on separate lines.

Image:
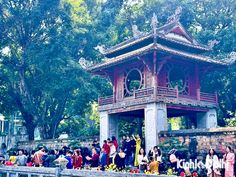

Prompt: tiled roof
xmin=105 ymin=33 xmax=152 ymax=55
xmin=88 ymin=43 xmax=227 ymax=72
xmin=105 ymin=21 xmax=210 ymax=56
xmin=88 ymin=44 xmax=154 ymax=72
xmin=154 ymin=44 xmax=225 ymax=65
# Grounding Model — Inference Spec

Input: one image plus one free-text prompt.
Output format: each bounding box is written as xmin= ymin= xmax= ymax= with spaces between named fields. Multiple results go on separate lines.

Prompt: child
xmin=148 ymin=156 xmax=159 ymax=174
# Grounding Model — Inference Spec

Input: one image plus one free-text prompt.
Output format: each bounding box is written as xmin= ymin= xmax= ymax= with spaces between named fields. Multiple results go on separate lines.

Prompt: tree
xmin=0 ymin=0 xmax=110 ymax=140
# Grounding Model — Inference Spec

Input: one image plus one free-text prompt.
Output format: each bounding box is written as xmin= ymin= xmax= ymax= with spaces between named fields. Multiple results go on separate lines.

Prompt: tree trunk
xmin=39 ymin=117 xmax=63 ymax=139
xmin=25 ymin=122 xmax=36 ymax=141
xmin=39 ymin=123 xmax=54 ymax=139
xmin=13 ymin=92 xmax=37 ymax=141
xmin=22 ymin=113 xmax=37 ymax=141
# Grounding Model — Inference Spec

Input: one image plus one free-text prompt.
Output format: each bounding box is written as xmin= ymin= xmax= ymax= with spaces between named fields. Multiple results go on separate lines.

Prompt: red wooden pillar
xmin=195 ymin=64 xmax=200 ymax=100
xmin=215 ymin=91 xmax=218 ymax=104
xmin=113 ymin=70 xmax=117 ymax=103
xmin=175 ymin=86 xmax=179 ymax=98
xmin=153 ymin=50 xmax=157 ymax=98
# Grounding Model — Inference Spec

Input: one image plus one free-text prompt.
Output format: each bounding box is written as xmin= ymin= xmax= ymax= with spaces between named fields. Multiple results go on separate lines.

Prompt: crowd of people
xmin=0 ymin=138 xmax=236 ymax=177
xmin=0 ymin=135 xmax=162 ymax=174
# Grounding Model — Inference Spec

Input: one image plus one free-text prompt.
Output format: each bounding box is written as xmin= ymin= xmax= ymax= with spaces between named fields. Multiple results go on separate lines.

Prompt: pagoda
xmin=87 ymin=8 xmax=231 ymax=151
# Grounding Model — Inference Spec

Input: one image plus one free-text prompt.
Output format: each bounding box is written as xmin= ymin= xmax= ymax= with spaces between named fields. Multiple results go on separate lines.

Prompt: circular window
xmin=168 ymin=66 xmax=188 ymax=93
xmin=125 ymin=68 xmax=143 ymax=95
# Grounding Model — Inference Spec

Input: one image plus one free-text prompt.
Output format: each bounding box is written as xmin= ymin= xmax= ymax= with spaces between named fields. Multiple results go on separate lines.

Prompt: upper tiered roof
xmin=104 ymin=21 xmax=210 ymax=58
xmin=88 ymin=7 xmax=230 ymax=72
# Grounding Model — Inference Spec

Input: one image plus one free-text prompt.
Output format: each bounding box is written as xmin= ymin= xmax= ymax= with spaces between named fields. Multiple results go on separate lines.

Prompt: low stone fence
xmin=0 ymin=166 xmax=173 ymax=177
xmin=159 ymin=127 xmax=236 ymax=158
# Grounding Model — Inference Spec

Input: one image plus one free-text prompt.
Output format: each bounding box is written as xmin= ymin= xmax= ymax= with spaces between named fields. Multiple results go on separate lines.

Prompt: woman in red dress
xmin=72 ymin=149 xmax=83 ymax=169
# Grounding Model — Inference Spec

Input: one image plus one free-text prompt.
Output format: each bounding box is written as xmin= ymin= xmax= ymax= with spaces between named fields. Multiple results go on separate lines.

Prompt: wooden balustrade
xmin=200 ymin=92 xmax=217 ymax=103
xmin=98 ymin=87 xmax=217 ymax=106
xmin=156 ymin=86 xmax=177 ymax=98
xmin=134 ymin=87 xmax=154 ymax=98
xmin=98 ymin=96 xmax=114 ymax=106
xmin=178 ymin=94 xmax=197 ymax=100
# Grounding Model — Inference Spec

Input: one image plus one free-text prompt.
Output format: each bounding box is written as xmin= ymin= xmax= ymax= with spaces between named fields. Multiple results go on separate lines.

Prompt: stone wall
xmin=0 ymin=134 xmax=28 ymax=149
xmin=0 ymin=166 xmax=176 ymax=177
xmin=159 ymin=127 xmax=236 ymax=158
xmin=17 ymin=136 xmax=99 ymax=151
xmin=15 ymin=127 xmax=236 ymax=157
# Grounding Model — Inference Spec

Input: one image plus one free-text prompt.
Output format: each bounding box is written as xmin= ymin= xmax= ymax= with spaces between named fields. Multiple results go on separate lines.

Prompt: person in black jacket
xmin=41 ymin=149 xmax=49 ymax=167
xmin=45 ymin=150 xmax=56 ymax=167
xmin=124 ymin=136 xmax=133 ymax=167
xmin=130 ymin=136 xmax=136 ymax=164
xmin=114 ymin=148 xmax=126 ymax=171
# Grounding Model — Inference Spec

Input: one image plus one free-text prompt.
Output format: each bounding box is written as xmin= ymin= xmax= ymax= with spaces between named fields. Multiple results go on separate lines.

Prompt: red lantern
xmin=192 ymin=172 xmax=198 ymax=177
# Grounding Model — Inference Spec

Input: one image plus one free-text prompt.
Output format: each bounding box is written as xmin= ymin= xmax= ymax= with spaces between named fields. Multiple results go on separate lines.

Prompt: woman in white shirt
xmin=108 ymin=141 xmax=117 ymax=164
xmin=205 ymin=148 xmax=221 ymax=177
xmin=138 ymin=148 xmax=148 ymax=173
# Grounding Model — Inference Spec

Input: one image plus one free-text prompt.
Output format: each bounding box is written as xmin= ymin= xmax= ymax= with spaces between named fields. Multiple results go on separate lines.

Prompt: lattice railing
xmin=98 ymin=87 xmax=218 ymax=106
xmin=98 ymin=95 xmax=114 ymax=106
xmin=200 ymin=92 xmax=217 ymax=103
xmin=134 ymin=87 xmax=154 ymax=98
xmin=156 ymin=86 xmax=178 ymax=98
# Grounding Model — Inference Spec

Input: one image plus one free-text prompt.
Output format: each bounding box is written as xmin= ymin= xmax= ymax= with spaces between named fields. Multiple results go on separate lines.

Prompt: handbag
xmin=140 ymin=164 xmax=147 ymax=171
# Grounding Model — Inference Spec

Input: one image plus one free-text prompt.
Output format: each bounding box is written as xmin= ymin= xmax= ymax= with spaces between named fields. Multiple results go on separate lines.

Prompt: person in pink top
xmin=224 ymin=146 xmax=235 ymax=177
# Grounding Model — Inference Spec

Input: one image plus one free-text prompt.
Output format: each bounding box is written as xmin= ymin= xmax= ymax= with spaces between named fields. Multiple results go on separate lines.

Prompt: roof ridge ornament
xmin=132 ymin=24 xmax=143 ymax=39
xmin=94 ymin=45 xmax=106 ymax=54
xmin=151 ymin=13 xmax=158 ymax=36
xmin=167 ymin=6 xmax=182 ymax=23
xmin=208 ymin=40 xmax=219 ymax=49
xmin=224 ymin=52 xmax=236 ymax=64
xmin=79 ymin=57 xmax=93 ymax=69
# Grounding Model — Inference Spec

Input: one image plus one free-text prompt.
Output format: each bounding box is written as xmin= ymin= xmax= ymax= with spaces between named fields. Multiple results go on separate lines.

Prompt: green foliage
xmin=56 ymin=102 xmax=100 ymax=137
xmin=225 ymin=112 xmax=236 ymax=126
xmin=118 ymin=118 xmax=143 ymax=137
xmin=168 ymin=117 xmax=186 ymax=130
